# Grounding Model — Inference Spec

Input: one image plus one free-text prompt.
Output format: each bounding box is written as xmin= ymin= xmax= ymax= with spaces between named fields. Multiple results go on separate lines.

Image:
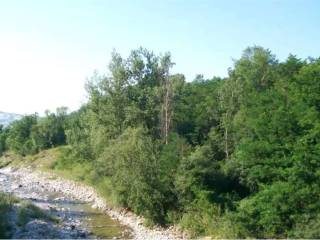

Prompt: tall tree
xmin=160 ymin=53 xmax=175 ymax=144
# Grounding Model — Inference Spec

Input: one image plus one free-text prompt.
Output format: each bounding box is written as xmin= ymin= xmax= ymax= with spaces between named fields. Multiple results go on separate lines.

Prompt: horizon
xmin=1 ymin=0 xmax=320 ymax=115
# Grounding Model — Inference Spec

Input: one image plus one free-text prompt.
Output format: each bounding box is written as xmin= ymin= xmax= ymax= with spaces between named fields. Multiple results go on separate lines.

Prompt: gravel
xmin=0 ymin=166 xmax=186 ymax=239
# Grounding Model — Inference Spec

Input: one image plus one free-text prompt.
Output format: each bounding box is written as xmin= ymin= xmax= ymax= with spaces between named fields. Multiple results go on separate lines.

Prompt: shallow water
xmin=0 ymin=172 xmax=132 ymax=239
xmin=51 ymin=198 xmax=131 ymax=238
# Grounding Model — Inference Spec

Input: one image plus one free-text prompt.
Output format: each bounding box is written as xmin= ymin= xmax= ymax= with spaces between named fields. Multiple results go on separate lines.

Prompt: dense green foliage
xmin=3 ymin=46 xmax=320 ymax=238
xmin=1 ymin=108 xmax=67 ymax=156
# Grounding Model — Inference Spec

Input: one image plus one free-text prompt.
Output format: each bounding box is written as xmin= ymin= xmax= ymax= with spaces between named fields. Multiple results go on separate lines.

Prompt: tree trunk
xmin=163 ymin=74 xmax=172 ymax=145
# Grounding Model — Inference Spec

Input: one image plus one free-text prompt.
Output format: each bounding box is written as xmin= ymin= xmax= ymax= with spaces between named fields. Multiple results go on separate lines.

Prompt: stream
xmin=0 ymin=170 xmax=132 ymax=239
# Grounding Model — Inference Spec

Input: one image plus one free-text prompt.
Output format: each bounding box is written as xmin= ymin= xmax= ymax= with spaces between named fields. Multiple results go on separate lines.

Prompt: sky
xmin=0 ymin=0 xmax=319 ymax=115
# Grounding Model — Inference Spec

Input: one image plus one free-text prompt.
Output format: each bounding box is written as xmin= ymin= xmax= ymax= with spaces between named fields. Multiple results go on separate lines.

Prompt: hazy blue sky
xmin=0 ymin=0 xmax=319 ymax=114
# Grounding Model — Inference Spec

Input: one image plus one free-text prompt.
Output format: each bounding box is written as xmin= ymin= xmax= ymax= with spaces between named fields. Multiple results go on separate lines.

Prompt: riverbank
xmin=0 ymin=167 xmax=129 ymax=239
xmin=0 ymin=166 xmax=186 ymax=239
xmin=0 ymin=173 xmax=93 ymax=239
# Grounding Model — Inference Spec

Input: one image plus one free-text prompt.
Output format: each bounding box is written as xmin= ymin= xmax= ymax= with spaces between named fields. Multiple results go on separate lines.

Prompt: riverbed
xmin=0 ymin=168 xmax=132 ymax=239
xmin=0 ymin=167 xmax=185 ymax=239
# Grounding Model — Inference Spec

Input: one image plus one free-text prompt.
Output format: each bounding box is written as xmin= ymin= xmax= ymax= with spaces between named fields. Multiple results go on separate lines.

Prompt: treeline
xmin=0 ymin=108 xmax=67 ymax=156
xmin=1 ymin=46 xmax=320 ymax=238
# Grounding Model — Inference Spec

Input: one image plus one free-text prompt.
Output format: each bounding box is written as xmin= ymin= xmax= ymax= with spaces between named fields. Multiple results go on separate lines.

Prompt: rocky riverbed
xmin=0 ymin=166 xmax=186 ymax=239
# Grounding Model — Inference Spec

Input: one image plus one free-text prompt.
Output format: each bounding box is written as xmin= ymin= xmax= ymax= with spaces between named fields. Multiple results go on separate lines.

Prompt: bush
xmin=0 ymin=193 xmax=17 ymax=238
xmin=179 ymin=191 xmax=233 ymax=238
xmin=18 ymin=201 xmax=57 ymax=226
xmin=289 ymin=214 xmax=320 ymax=238
xmin=98 ymin=127 xmax=167 ymax=223
xmin=232 ymin=181 xmax=320 ymax=238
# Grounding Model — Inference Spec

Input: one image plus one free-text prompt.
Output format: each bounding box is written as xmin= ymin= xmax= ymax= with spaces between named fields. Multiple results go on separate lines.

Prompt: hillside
xmin=1 ymin=47 xmax=320 ymax=238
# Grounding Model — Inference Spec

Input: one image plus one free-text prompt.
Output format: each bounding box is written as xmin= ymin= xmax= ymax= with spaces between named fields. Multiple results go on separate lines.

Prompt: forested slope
xmin=1 ymin=46 xmax=320 ymax=238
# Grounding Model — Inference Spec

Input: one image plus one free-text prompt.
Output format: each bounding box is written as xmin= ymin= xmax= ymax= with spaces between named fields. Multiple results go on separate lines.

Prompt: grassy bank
xmin=1 ymin=148 xmax=236 ymax=237
xmin=0 ymin=193 xmax=16 ymax=238
xmin=0 ymin=195 xmax=58 ymax=238
xmin=0 ymin=147 xmax=118 ymax=208
xmin=17 ymin=201 xmax=58 ymax=226
xmin=0 ymin=147 xmax=224 ymax=237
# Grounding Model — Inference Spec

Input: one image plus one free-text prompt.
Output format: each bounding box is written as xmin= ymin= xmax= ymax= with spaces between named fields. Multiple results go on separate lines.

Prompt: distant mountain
xmin=0 ymin=111 xmax=22 ymax=127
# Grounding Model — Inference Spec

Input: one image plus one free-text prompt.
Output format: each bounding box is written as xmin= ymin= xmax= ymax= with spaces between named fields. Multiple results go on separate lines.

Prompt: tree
xmin=98 ymin=127 xmax=167 ymax=223
xmin=31 ymin=109 xmax=67 ymax=150
xmin=57 ymin=46 xmax=320 ymax=237
xmin=160 ymin=53 xmax=175 ymax=144
xmin=0 ymin=125 xmax=8 ymax=156
xmin=6 ymin=115 xmax=38 ymax=155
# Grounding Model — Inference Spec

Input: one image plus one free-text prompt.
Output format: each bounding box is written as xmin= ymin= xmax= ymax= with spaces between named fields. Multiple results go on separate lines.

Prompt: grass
xmin=0 ymin=148 xmax=61 ymax=170
xmin=0 ymin=152 xmax=22 ymax=168
xmin=0 ymin=146 xmax=119 ymax=208
xmin=48 ymin=147 xmax=119 ymax=207
xmin=17 ymin=201 xmax=58 ymax=226
xmin=0 ymin=193 xmax=58 ymax=238
xmin=0 ymin=193 xmax=18 ymax=238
